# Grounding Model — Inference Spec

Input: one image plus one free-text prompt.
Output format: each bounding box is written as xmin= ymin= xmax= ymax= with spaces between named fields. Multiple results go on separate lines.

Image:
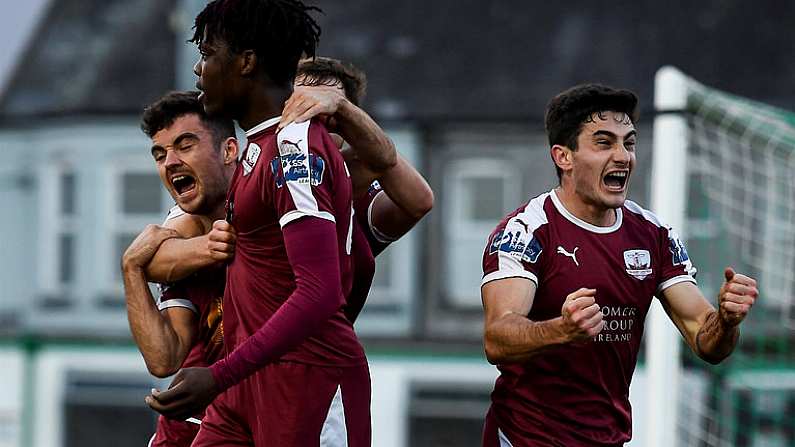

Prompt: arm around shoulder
xmin=145 ymin=215 xmax=235 ymax=283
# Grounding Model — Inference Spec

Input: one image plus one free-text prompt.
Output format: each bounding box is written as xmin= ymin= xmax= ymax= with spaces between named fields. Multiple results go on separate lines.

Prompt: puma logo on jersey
xmin=279 ymin=139 xmax=303 ymax=155
xmin=515 ymin=218 xmax=530 ymax=232
xmin=556 ymin=246 xmax=579 ymax=266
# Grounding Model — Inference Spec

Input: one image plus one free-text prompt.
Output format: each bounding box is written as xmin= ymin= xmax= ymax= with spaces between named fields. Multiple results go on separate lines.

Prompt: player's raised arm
xmin=122 ymin=225 xmax=197 ymax=378
xmin=281 ymin=63 xmax=434 ymax=244
xmin=146 ymin=213 xmax=236 ymax=283
xmin=660 ymin=267 xmax=758 ymax=364
xmin=363 ymin=156 xmax=434 ymax=245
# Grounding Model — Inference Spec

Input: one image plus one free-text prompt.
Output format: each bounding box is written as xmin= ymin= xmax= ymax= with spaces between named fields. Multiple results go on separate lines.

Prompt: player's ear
xmin=551 ymin=144 xmax=573 ymax=174
xmin=239 ymin=50 xmax=257 ymax=77
xmin=223 ymin=137 xmax=239 ymax=165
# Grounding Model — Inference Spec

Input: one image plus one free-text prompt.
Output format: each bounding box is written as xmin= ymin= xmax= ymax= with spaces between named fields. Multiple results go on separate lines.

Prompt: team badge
xmin=270 ymin=153 xmax=326 ymax=188
xmin=522 ymin=236 xmax=543 ymax=263
xmin=242 ymin=143 xmax=261 ymax=176
xmin=667 ymin=230 xmax=697 ymax=277
xmin=668 ymin=234 xmax=690 ymax=266
xmin=624 ymin=249 xmax=652 ymax=280
xmin=491 ymin=229 xmax=542 ymax=263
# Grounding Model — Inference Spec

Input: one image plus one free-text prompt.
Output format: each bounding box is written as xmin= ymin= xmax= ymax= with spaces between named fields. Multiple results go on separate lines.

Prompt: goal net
xmin=653 ymin=67 xmax=795 ymax=447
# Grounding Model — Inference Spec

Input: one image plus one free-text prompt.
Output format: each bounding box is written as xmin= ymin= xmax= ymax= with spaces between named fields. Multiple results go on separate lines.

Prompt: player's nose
xmin=164 ymin=149 xmax=182 ymax=168
xmin=193 ymin=57 xmax=202 ymax=77
xmin=612 ymin=144 xmax=631 ymax=165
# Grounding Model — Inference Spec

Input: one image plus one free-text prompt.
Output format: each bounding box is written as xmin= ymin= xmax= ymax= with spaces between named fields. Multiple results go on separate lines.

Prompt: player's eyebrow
xmin=173 ymin=132 xmax=200 ymax=147
xmin=150 ymin=132 xmax=200 ymax=156
xmin=592 ymin=129 xmax=637 ymax=139
xmin=592 ymin=130 xmax=618 ymax=139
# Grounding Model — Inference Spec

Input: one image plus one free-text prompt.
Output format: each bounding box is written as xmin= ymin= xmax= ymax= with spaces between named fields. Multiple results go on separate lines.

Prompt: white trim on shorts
xmin=320 ymin=385 xmax=348 ymax=446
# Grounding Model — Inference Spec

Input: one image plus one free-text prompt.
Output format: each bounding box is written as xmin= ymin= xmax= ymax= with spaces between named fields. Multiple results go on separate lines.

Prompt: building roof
xmin=317 ymin=0 xmax=795 ymax=121
xmin=0 ymin=0 xmax=177 ymax=121
xmin=1 ymin=0 xmax=793 ymax=122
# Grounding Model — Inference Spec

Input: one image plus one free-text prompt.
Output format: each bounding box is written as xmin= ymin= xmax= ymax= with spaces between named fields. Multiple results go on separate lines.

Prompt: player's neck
xmin=238 ymin=84 xmax=292 ymax=131
xmin=554 ymin=186 xmax=617 ymax=227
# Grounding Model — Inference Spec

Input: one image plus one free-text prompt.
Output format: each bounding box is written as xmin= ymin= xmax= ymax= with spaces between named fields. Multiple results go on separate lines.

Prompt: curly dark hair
xmin=190 ymin=0 xmax=322 ymax=86
xmin=140 ymin=91 xmax=235 ymax=147
xmin=296 ymin=57 xmax=367 ymax=106
xmin=544 ymin=84 xmax=639 ymax=179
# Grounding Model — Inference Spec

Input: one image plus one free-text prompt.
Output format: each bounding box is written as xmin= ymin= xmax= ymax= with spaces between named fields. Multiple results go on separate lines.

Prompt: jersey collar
xmin=550 ymin=189 xmax=623 ymax=234
xmin=245 ymin=116 xmax=282 ymax=137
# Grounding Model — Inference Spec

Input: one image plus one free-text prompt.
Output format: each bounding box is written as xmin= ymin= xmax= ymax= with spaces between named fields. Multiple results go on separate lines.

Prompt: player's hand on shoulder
xmin=122 ymin=224 xmax=180 ymax=270
xmin=279 ymin=85 xmax=347 ymax=130
xmin=560 ymin=288 xmax=604 ymax=341
xmin=145 ymin=367 xmax=219 ymax=421
xmin=717 ymin=267 xmax=758 ymax=327
xmin=208 ymin=220 xmax=236 ymax=263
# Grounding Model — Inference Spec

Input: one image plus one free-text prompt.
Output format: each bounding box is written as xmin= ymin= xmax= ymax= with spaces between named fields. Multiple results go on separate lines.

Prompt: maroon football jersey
xmin=222 ymin=117 xmax=365 ymax=367
xmin=157 ymin=206 xmax=225 ymax=368
xmin=482 ymin=189 xmax=697 ymax=446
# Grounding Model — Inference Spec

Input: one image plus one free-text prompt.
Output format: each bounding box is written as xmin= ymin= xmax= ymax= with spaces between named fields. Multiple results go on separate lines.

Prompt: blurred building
xmin=0 ymin=1 xmax=792 ymax=446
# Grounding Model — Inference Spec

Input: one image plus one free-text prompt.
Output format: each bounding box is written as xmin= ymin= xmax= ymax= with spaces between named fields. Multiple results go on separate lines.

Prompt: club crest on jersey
xmin=624 ymin=249 xmax=652 ymax=280
xmin=242 ymin=143 xmax=261 ymax=176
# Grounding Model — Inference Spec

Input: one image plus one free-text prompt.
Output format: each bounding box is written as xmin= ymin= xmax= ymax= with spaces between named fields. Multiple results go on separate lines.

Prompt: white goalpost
xmin=647 ymin=66 xmax=795 ymax=447
xmin=647 ymin=65 xmax=689 ymax=447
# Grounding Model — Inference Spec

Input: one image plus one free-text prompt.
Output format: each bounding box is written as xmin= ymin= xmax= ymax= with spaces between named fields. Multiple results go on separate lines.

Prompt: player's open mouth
xmin=171 ymin=174 xmax=197 ymax=196
xmin=603 ymin=170 xmax=628 ymax=191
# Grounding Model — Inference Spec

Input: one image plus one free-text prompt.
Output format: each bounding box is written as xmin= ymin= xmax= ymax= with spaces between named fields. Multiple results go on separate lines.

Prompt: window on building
xmin=354 ymin=129 xmax=422 ymax=336
xmin=102 ymin=168 xmax=168 ymax=309
xmin=38 ymin=164 xmax=79 ymax=310
xmin=423 ymin=126 xmax=552 ymax=339
xmin=443 ymin=158 xmax=521 ymax=309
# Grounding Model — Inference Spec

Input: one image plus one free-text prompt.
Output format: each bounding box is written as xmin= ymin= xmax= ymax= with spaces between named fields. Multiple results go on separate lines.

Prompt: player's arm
xmin=208 ymin=217 xmax=342 ymax=388
xmin=147 ymin=124 xmax=349 ymax=420
xmin=280 ymin=85 xmax=397 ymax=177
xmin=280 ymin=84 xmax=434 ymax=237
xmin=146 ymin=215 xmax=236 ymax=283
xmin=122 ymin=225 xmax=197 ymax=378
xmin=482 ymin=279 xmax=604 ymax=364
xmin=364 ymin=155 xmax=434 ymax=243
xmin=660 ymin=267 xmax=758 ymax=364
xmin=147 ymin=217 xmax=344 ymax=420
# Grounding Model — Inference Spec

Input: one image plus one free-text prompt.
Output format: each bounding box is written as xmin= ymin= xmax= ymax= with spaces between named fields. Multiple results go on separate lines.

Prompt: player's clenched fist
xmin=560 ymin=288 xmax=604 ymax=341
xmin=122 ymin=224 xmax=180 ymax=270
xmin=718 ymin=267 xmax=758 ymax=327
xmin=208 ymin=220 xmax=236 ymax=262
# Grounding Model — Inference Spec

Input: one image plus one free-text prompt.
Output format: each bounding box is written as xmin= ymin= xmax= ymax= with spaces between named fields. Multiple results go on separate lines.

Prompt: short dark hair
xmin=296 ymin=57 xmax=367 ymax=106
xmin=190 ymin=0 xmax=322 ymax=86
xmin=140 ymin=91 xmax=235 ymax=147
xmin=544 ymin=84 xmax=639 ymax=179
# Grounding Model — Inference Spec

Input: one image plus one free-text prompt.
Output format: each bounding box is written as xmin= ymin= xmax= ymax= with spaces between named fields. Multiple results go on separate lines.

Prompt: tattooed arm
xmin=660 ymin=267 xmax=758 ymax=364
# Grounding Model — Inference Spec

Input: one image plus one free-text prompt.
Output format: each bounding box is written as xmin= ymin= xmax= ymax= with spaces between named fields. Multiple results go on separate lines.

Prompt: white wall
xmin=0 ymin=347 xmax=24 ymax=447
